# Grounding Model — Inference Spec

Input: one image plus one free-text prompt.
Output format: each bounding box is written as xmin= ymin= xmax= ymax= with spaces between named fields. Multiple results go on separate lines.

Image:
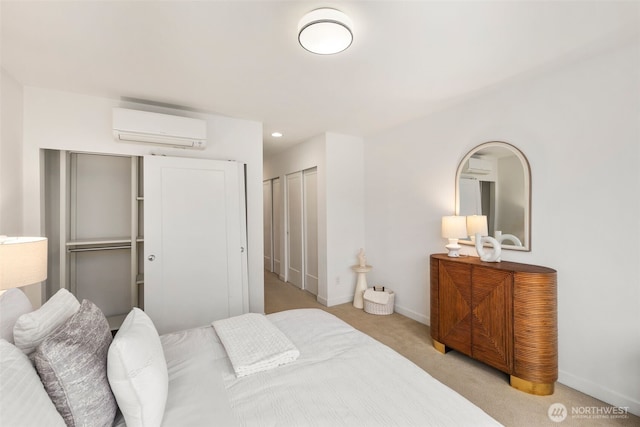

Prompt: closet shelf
xmin=66 ymin=237 xmax=133 ymax=246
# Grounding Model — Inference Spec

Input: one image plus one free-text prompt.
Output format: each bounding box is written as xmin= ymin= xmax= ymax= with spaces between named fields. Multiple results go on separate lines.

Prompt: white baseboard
xmin=314 ymin=299 xmax=430 ymax=325
xmin=394 ymin=305 xmax=428 ymax=325
xmin=559 ymin=369 xmax=640 ymax=417
xmin=325 ymin=294 xmax=354 ymax=307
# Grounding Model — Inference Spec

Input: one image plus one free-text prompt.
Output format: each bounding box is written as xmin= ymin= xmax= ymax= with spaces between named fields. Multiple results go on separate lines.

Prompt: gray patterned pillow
xmin=34 ymin=299 xmax=117 ymax=427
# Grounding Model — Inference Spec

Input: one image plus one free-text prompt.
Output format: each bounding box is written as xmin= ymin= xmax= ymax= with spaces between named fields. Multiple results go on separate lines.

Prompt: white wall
xmin=19 ymin=87 xmax=265 ymax=313
xmin=263 ymin=132 xmax=365 ymax=306
xmin=0 ymin=70 xmax=23 ymax=235
xmin=0 ymin=70 xmax=44 ymax=304
xmin=364 ymin=40 xmax=640 ymax=414
xmin=325 ymin=133 xmax=366 ymax=305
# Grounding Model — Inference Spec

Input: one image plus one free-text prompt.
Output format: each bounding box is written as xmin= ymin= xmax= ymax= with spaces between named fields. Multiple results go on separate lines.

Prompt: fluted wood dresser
xmin=430 ymin=253 xmax=557 ymax=395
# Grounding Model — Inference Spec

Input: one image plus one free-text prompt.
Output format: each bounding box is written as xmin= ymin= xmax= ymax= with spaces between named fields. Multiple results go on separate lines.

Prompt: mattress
xmin=155 ymin=308 xmax=501 ymax=427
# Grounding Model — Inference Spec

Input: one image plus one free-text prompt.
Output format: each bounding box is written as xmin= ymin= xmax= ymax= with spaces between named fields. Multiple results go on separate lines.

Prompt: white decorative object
xmin=351 ymin=264 xmax=372 ymax=309
xmin=475 ymin=233 xmax=502 ymax=262
xmin=441 ymin=216 xmax=467 ymax=257
xmin=495 ymin=231 xmax=523 ymax=247
xmin=357 ymin=248 xmax=367 ymax=267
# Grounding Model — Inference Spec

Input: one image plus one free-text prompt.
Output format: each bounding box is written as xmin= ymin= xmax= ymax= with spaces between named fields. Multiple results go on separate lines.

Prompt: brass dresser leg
xmin=510 ymin=375 xmax=555 ymax=396
xmin=433 ymin=340 xmax=446 ymax=354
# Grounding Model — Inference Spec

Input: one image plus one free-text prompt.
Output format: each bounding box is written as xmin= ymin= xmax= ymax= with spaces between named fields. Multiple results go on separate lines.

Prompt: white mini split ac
xmin=464 ymin=157 xmax=492 ymax=175
xmin=113 ymin=108 xmax=207 ymax=149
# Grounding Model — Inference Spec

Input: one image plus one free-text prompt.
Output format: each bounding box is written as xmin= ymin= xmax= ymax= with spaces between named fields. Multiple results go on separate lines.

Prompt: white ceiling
xmin=2 ymin=1 xmax=638 ymax=156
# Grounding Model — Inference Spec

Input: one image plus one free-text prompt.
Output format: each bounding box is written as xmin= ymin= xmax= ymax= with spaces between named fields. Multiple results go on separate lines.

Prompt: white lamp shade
xmin=298 ymin=8 xmax=353 ymax=55
xmin=467 ymin=215 xmax=488 ymax=236
xmin=441 ymin=216 xmax=467 ymax=239
xmin=0 ymin=237 xmax=48 ymax=290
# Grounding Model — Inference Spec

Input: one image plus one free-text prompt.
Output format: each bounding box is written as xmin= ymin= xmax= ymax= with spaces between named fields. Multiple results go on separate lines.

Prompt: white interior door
xmin=303 ymin=168 xmax=318 ymax=295
xmin=272 ymin=178 xmax=282 ymax=276
xmin=286 ymin=172 xmax=303 ymax=289
xmin=144 ymin=155 xmax=247 ymax=334
xmin=263 ymin=180 xmax=273 ymax=271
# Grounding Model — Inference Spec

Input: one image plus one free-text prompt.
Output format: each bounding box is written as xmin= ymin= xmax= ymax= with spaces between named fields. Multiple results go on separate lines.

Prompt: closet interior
xmin=44 ymin=150 xmax=143 ymax=330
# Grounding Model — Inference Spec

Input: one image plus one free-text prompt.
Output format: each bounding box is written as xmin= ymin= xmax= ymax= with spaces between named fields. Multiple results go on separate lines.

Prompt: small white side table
xmin=351 ymin=265 xmax=373 ymax=309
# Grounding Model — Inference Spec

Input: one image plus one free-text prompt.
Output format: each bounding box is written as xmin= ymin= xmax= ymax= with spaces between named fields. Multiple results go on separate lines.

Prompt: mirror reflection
xmin=455 ymin=141 xmax=531 ymax=251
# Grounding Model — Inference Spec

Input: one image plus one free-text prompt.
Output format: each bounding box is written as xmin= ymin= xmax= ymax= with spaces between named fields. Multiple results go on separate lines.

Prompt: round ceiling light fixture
xmin=298 ymin=8 xmax=353 ymax=55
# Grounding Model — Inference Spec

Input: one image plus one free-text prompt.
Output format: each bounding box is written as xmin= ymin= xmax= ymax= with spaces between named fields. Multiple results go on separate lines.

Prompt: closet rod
xmin=67 ymin=245 xmax=131 ymax=253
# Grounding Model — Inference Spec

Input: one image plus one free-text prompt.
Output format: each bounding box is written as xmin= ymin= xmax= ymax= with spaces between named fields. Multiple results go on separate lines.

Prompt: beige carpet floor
xmin=264 ymin=271 xmax=639 ymax=427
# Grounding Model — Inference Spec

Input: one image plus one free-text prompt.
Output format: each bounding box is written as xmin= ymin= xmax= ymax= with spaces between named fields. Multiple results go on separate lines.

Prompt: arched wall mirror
xmin=455 ymin=141 xmax=531 ymax=251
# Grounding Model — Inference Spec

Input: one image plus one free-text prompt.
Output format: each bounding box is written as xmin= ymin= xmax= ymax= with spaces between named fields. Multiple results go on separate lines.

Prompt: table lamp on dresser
xmin=441 ymin=216 xmax=467 ymax=257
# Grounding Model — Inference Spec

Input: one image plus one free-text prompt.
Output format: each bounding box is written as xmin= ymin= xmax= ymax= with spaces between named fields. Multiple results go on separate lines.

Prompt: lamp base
xmin=445 ymin=240 xmax=462 ymax=257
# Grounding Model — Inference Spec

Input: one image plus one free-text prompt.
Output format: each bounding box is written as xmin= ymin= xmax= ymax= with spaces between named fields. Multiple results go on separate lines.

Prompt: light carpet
xmin=264 ymin=271 xmax=638 ymax=427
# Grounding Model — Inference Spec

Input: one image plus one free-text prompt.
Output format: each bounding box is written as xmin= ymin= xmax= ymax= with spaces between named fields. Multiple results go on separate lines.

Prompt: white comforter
xmin=156 ymin=308 xmax=501 ymax=427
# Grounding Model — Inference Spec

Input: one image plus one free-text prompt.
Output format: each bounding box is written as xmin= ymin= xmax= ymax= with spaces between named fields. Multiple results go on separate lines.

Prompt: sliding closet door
xmin=144 ymin=156 xmax=248 ymax=334
xmin=263 ymin=180 xmax=273 ymax=271
xmin=303 ymin=168 xmax=318 ymax=295
xmin=286 ymin=171 xmax=304 ymax=289
xmin=272 ymin=178 xmax=282 ymax=276
xmin=285 ymin=169 xmax=317 ymax=292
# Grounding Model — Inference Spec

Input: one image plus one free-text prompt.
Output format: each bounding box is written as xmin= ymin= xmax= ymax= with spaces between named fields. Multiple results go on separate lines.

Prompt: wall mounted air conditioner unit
xmin=113 ymin=108 xmax=207 ymax=149
xmin=464 ymin=157 xmax=492 ymax=175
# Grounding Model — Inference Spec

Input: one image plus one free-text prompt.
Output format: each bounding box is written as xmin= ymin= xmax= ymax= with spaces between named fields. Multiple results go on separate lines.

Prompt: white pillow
xmin=0 ymin=288 xmax=33 ymax=343
xmin=0 ymin=339 xmax=66 ymax=427
xmin=13 ymin=288 xmax=80 ymax=355
xmin=108 ymin=308 xmax=169 ymax=427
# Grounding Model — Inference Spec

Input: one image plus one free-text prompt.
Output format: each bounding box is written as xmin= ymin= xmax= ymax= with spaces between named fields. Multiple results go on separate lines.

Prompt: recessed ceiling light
xmin=298 ymin=8 xmax=353 ymax=55
xmin=271 ymin=132 xmax=283 ymax=138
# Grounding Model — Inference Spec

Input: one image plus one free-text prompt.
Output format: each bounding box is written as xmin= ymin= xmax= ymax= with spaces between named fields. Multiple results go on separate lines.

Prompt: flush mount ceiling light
xmin=298 ymin=8 xmax=353 ymax=55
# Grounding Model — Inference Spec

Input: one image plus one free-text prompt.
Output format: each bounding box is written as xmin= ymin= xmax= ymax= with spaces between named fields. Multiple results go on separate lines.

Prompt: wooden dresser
xmin=430 ymin=253 xmax=557 ymax=395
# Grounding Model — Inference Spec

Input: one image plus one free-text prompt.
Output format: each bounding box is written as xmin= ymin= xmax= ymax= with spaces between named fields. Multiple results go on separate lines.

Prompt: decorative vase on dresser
xmin=430 ymin=253 xmax=557 ymax=395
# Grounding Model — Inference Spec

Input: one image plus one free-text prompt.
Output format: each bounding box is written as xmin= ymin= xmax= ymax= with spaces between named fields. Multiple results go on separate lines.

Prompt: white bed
xmin=0 ymin=288 xmax=502 ymax=427
xmin=147 ymin=308 xmax=500 ymax=426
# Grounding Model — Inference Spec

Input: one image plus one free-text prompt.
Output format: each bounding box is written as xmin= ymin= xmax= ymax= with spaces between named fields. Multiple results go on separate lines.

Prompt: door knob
xmin=148 ymin=254 xmax=156 ymax=261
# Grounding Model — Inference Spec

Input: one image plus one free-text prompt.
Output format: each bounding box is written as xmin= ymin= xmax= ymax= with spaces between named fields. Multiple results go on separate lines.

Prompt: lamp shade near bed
xmin=0 ymin=237 xmax=48 ymax=290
